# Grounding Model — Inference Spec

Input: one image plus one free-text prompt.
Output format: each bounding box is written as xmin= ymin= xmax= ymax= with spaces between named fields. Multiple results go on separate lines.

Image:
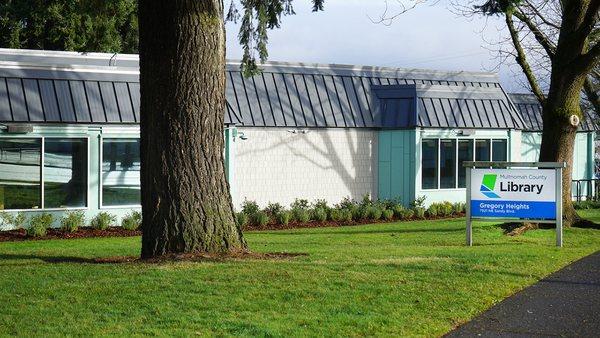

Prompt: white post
xmin=466 ymin=166 xmax=472 ymax=246
xmin=556 ymin=167 xmax=563 ymax=247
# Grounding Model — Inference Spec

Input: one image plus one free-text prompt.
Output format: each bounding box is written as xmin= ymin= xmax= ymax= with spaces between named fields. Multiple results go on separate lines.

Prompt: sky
xmin=224 ymin=0 xmax=530 ymax=93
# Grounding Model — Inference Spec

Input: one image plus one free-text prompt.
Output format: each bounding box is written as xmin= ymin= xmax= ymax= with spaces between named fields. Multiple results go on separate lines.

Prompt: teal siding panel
xmin=379 ymin=163 xmax=391 ymax=199
xmin=379 ymin=132 xmax=391 ymax=162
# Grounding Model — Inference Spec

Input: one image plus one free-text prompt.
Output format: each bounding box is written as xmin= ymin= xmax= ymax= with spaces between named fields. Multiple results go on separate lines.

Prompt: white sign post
xmin=465 ymin=162 xmax=565 ymax=247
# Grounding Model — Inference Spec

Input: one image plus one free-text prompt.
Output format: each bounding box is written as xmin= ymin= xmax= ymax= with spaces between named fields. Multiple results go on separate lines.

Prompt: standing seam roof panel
xmin=38 ymin=80 xmax=60 ymax=122
xmin=23 ymin=79 xmax=44 ymax=121
xmin=0 ymin=79 xmax=12 ymax=121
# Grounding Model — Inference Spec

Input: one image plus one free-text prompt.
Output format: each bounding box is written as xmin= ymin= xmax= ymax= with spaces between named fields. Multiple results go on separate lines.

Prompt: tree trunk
xmin=539 ymin=81 xmax=583 ymax=227
xmin=538 ymin=0 xmax=592 ymax=227
xmin=138 ymin=0 xmax=247 ymax=258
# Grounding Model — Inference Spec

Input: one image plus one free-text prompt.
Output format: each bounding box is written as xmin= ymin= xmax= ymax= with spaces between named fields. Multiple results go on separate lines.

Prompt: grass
xmin=0 ymin=211 xmax=599 ymax=337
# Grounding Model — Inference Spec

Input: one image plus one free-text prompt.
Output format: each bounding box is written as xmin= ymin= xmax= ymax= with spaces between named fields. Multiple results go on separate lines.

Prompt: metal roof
xmin=373 ymin=84 xmax=526 ymax=129
xmin=0 ymin=48 xmax=550 ymax=131
xmin=509 ymin=93 xmax=598 ymax=132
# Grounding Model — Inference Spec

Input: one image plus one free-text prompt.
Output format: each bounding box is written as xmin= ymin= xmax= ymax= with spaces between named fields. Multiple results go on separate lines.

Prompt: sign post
xmin=464 ymin=162 xmax=566 ymax=247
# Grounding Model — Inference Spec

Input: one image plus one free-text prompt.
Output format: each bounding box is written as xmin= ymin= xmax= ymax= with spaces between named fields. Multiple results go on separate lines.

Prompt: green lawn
xmin=1 ymin=212 xmax=599 ymax=337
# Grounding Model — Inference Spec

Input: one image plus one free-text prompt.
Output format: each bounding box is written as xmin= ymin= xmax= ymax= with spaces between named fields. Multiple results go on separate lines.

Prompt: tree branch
xmin=522 ymin=0 xmax=561 ymax=30
xmin=577 ymin=41 xmax=600 ymax=72
xmin=513 ymin=7 xmax=556 ymax=59
xmin=584 ymin=75 xmax=600 ymax=116
xmin=505 ymin=12 xmax=546 ymax=103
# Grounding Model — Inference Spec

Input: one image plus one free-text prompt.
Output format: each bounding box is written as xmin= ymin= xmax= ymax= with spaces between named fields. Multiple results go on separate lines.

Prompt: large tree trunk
xmin=538 ymin=0 xmax=595 ymax=227
xmin=539 ymin=74 xmax=585 ymax=227
xmin=138 ymin=0 xmax=247 ymax=258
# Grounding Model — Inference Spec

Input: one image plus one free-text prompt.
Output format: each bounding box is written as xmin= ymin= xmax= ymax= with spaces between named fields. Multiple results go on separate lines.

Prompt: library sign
xmin=470 ymin=169 xmax=557 ymax=219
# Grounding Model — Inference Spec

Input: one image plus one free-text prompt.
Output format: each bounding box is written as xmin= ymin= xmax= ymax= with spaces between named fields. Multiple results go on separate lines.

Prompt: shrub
xmin=253 ymin=211 xmax=270 ymax=227
xmin=313 ymin=199 xmax=331 ymax=212
xmin=453 ymin=202 xmax=466 ymax=214
xmin=352 ymin=206 xmax=369 ymax=221
xmin=276 ymin=211 xmax=292 ymax=225
xmin=241 ymin=200 xmax=260 ymax=216
xmin=427 ymin=204 xmax=439 ymax=218
xmin=91 ymin=212 xmax=116 ymax=230
xmin=121 ymin=211 xmax=142 ymax=231
xmin=27 ymin=213 xmax=54 ymax=237
xmin=360 ymin=194 xmax=373 ymax=207
xmin=410 ymin=196 xmax=427 ymax=209
xmin=290 ymin=198 xmax=310 ymax=210
xmin=329 ymin=208 xmax=342 ymax=222
xmin=292 ymin=208 xmax=311 ymax=223
xmin=337 ymin=197 xmax=356 ymax=210
xmin=312 ymin=207 xmax=328 ymax=222
xmin=382 ymin=209 xmax=394 ymax=221
xmin=61 ymin=211 xmax=85 ymax=233
xmin=265 ymin=202 xmax=284 ymax=216
xmin=400 ymin=209 xmax=414 ymax=220
xmin=414 ymin=207 xmax=426 ymax=219
xmin=366 ymin=205 xmax=382 ymax=221
xmin=392 ymin=205 xmax=405 ymax=218
xmin=0 ymin=211 xmax=27 ymax=229
xmin=340 ymin=209 xmax=353 ymax=223
xmin=440 ymin=202 xmax=454 ymax=217
xmin=236 ymin=212 xmax=249 ymax=227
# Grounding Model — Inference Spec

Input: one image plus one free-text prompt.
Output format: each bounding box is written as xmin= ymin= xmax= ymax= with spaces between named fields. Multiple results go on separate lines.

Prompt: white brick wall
xmin=232 ymin=127 xmax=377 ymax=208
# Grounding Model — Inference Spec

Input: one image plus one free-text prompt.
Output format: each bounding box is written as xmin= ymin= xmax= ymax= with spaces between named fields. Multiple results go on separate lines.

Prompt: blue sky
xmin=225 ymin=0 xmax=529 ymax=93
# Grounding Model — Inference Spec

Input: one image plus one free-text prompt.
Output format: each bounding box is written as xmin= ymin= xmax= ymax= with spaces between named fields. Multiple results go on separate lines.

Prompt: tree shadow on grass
xmin=0 ymin=251 xmax=308 ymax=265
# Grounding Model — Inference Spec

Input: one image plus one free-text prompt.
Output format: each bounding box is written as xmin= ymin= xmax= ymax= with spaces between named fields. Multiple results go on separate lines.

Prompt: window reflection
xmin=422 ymin=139 xmax=438 ymax=189
xmin=102 ymin=139 xmax=141 ymax=206
xmin=44 ymin=139 xmax=87 ymax=208
xmin=0 ymin=139 xmax=41 ymax=210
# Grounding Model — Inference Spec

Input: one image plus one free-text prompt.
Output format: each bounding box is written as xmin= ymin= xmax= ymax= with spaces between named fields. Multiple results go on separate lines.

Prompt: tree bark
xmin=538 ymin=0 xmax=599 ymax=227
xmin=138 ymin=0 xmax=247 ymax=258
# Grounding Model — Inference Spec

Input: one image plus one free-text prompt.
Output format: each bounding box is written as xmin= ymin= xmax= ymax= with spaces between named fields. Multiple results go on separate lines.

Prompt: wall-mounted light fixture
xmin=237 ymin=131 xmax=248 ymax=140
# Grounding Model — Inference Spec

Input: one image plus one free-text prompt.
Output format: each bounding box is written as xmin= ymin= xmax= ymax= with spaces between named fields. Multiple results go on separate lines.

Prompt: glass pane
xmin=458 ymin=140 xmax=473 ymax=188
xmin=421 ymin=139 xmax=438 ymax=189
xmin=44 ymin=139 xmax=87 ymax=208
xmin=102 ymin=139 xmax=141 ymax=206
xmin=0 ymin=139 xmax=41 ymax=209
xmin=440 ymin=139 xmax=456 ymax=189
xmin=492 ymin=139 xmax=508 ymax=162
xmin=475 ymin=139 xmax=490 ymax=161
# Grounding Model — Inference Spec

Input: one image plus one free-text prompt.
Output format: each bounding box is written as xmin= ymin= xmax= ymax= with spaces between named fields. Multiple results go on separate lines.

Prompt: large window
xmin=0 ymin=138 xmax=88 ymax=210
xmin=0 ymin=139 xmax=41 ymax=210
xmin=44 ymin=139 xmax=88 ymax=208
xmin=421 ymin=139 xmax=438 ymax=189
xmin=475 ymin=140 xmax=490 ymax=161
xmin=458 ymin=140 xmax=474 ymax=188
xmin=422 ymin=138 xmax=507 ymax=190
xmin=102 ymin=139 xmax=141 ymax=206
xmin=492 ymin=139 xmax=508 ymax=162
xmin=440 ymin=139 xmax=456 ymax=189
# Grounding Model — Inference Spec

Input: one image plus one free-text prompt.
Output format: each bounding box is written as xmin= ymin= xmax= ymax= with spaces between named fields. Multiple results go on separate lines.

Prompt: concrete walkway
xmin=446 ymin=251 xmax=600 ymax=337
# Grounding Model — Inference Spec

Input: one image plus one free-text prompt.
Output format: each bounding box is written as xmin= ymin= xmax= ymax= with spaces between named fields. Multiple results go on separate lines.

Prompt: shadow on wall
xmin=234 ymin=128 xmax=376 ymax=207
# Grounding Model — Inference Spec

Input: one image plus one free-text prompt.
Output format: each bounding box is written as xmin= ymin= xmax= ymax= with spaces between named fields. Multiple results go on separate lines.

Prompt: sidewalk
xmin=446 ymin=251 xmax=600 ymax=337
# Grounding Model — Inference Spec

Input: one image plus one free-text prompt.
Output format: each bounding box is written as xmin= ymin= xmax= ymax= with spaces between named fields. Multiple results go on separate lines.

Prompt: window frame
xmin=99 ymin=136 xmax=141 ymax=209
xmin=0 ymin=135 xmax=90 ymax=211
xmin=421 ymin=137 xmax=508 ymax=191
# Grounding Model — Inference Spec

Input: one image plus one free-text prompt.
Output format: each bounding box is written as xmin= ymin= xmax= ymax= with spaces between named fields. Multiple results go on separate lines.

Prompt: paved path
xmin=446 ymin=251 xmax=600 ymax=337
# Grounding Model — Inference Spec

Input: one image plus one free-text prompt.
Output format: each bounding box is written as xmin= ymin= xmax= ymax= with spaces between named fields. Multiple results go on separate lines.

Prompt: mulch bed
xmin=0 ymin=227 xmax=141 ymax=242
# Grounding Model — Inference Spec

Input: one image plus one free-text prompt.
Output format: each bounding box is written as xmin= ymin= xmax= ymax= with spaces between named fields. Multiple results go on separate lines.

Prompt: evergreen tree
xmin=0 ymin=0 xmax=138 ymax=53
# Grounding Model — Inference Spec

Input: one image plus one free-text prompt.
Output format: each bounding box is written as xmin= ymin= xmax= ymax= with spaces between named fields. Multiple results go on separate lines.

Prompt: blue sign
xmin=470 ymin=169 xmax=557 ymax=220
